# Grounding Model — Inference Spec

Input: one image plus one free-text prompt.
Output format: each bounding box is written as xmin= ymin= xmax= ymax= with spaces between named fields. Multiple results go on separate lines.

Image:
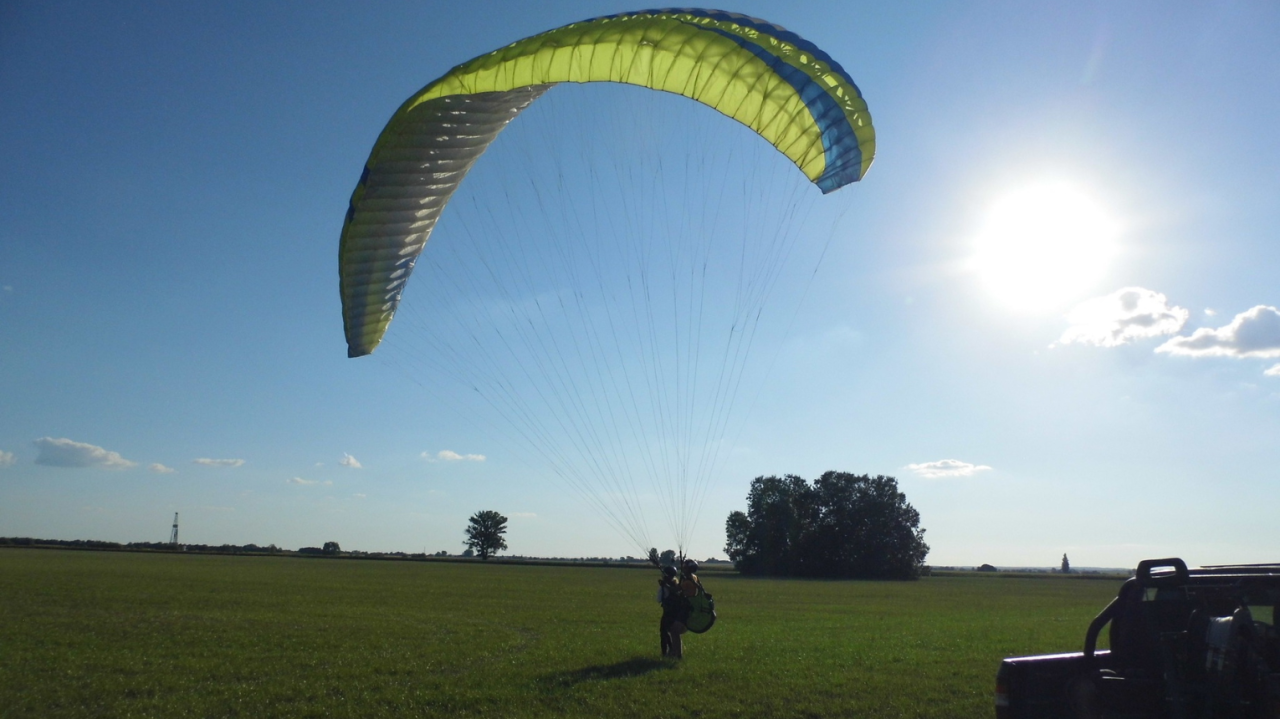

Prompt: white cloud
xmin=33 ymin=437 xmax=136 ymax=469
xmin=510 ymin=512 xmax=537 ymax=518
xmin=339 ymin=453 xmax=362 ymax=469
xmin=1055 ymin=287 xmax=1188 ymax=348
xmin=2 ymin=285 xmax=11 ymax=292
xmin=906 ymin=459 xmax=992 ymax=479
xmin=0 ymin=450 xmax=14 ymax=467
xmin=148 ymin=463 xmax=175 ymax=474
xmin=1265 ymin=364 xmax=1280 ymax=377
xmin=424 ymin=450 xmax=486 ymax=462
xmin=353 ymin=493 xmax=367 ymax=499
xmin=1157 ymin=305 xmax=1280 ymax=360
xmin=287 ymin=477 xmax=332 ymax=486
xmin=1205 ymin=308 xmax=1217 ymax=317
xmin=193 ymin=458 xmax=245 ymax=468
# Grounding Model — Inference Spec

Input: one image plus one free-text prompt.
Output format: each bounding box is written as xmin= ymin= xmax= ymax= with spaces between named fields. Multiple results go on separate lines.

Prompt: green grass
xmin=0 ymin=549 xmax=1122 ymax=718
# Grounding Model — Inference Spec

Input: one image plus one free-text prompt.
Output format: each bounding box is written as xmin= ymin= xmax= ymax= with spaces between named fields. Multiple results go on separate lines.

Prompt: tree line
xmin=0 ymin=536 xmax=283 ymax=554
xmin=6 ymin=471 xmax=928 ymax=580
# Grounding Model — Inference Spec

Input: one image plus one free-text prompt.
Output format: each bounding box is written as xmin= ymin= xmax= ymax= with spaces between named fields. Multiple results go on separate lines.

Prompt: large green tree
xmin=725 ymin=472 xmax=929 ymax=580
xmin=463 ymin=510 xmax=509 ymax=560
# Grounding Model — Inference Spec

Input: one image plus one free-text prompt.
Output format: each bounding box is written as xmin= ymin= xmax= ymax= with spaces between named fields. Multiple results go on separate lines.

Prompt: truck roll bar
xmin=1136 ymin=557 xmax=1188 ymax=587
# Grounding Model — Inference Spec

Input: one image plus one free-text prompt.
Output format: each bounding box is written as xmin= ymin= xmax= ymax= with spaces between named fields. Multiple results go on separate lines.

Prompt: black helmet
xmin=662 ymin=565 xmax=678 ymax=579
xmin=682 ymin=559 xmax=699 ymax=574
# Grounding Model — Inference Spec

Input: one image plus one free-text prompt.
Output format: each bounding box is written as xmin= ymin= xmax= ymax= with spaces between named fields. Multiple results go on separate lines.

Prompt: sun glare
xmin=973 ymin=182 xmax=1119 ymax=312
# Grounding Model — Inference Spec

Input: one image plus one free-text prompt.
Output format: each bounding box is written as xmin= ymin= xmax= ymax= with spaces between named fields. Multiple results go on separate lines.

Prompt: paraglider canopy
xmin=338 ymin=8 xmax=876 ymax=359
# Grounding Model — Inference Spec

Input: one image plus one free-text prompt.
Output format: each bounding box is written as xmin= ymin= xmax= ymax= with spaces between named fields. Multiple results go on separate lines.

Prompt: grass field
xmin=0 ymin=549 xmax=1123 ymax=718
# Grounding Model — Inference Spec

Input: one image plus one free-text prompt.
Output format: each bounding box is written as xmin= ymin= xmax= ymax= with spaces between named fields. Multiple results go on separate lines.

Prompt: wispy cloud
xmin=339 ymin=453 xmax=362 ymax=469
xmin=423 ymin=450 xmax=486 ymax=462
xmin=1157 ymin=306 xmax=1280 ymax=364
xmin=1055 ymin=287 xmax=1188 ymax=348
xmin=0 ymin=450 xmax=14 ymax=467
xmin=33 ymin=437 xmax=136 ymax=469
xmin=1266 ymin=364 xmax=1280 ymax=377
xmin=193 ymin=458 xmax=245 ymax=468
xmin=148 ymin=463 xmax=175 ymax=474
xmin=906 ymin=459 xmax=992 ymax=479
xmin=353 ymin=493 xmax=367 ymax=499
xmin=510 ymin=512 xmax=537 ymax=518
xmin=287 ymin=477 xmax=332 ymax=486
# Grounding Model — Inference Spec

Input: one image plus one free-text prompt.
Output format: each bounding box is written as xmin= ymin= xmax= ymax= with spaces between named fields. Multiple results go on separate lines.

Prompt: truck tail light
xmin=995 ymin=680 xmax=1010 ymax=719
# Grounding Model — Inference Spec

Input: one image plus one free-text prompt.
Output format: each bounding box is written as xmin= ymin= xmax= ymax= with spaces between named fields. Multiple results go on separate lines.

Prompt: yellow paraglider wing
xmin=340 ymin=9 xmax=875 ymax=357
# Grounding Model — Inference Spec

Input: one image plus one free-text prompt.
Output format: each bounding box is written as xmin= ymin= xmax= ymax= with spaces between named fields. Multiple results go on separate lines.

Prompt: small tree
xmin=322 ymin=541 xmax=341 ymax=556
xmin=464 ymin=510 xmax=509 ymax=560
xmin=1061 ymin=553 xmax=1071 ymax=574
xmin=659 ymin=549 xmax=678 ymax=568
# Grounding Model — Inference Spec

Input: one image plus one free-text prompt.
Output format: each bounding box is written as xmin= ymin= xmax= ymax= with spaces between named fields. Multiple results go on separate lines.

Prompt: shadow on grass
xmin=541 ymin=657 xmax=675 ymax=688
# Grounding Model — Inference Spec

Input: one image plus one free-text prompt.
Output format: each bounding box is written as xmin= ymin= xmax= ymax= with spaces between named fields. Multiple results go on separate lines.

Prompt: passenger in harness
xmin=665 ymin=559 xmax=717 ymax=658
xmin=656 ymin=565 xmax=682 ymax=657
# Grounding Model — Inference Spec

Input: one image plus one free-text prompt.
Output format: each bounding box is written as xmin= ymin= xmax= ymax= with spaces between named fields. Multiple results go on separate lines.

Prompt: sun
xmin=972 ymin=182 xmax=1119 ymax=312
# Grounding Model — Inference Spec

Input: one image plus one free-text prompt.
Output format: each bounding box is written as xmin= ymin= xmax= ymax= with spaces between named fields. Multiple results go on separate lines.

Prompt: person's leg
xmin=669 ymin=621 xmax=686 ymax=659
xmin=660 ymin=613 xmax=672 ymax=656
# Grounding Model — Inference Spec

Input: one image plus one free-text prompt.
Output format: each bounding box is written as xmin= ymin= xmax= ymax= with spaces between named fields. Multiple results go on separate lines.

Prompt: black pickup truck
xmin=996 ymin=558 xmax=1280 ymax=718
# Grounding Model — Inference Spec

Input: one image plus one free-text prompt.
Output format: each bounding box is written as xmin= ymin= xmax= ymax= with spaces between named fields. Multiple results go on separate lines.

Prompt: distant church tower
xmin=169 ymin=512 xmax=180 ymax=546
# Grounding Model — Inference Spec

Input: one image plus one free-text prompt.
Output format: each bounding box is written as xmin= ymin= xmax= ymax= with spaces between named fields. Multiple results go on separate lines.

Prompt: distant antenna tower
xmin=169 ymin=512 xmax=179 ymax=546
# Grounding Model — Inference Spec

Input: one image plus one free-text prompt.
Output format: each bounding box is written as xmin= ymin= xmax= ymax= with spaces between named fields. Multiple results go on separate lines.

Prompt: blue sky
xmin=2 ymin=1 xmax=1278 ymax=567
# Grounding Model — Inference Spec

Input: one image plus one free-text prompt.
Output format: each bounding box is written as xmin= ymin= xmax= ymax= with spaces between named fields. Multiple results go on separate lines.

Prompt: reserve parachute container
xmin=685 ymin=583 xmax=717 ymax=634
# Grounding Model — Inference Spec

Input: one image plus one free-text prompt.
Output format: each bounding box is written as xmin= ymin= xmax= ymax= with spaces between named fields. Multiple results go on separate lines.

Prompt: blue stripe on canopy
xmin=688 ymin=22 xmax=863 ymax=192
